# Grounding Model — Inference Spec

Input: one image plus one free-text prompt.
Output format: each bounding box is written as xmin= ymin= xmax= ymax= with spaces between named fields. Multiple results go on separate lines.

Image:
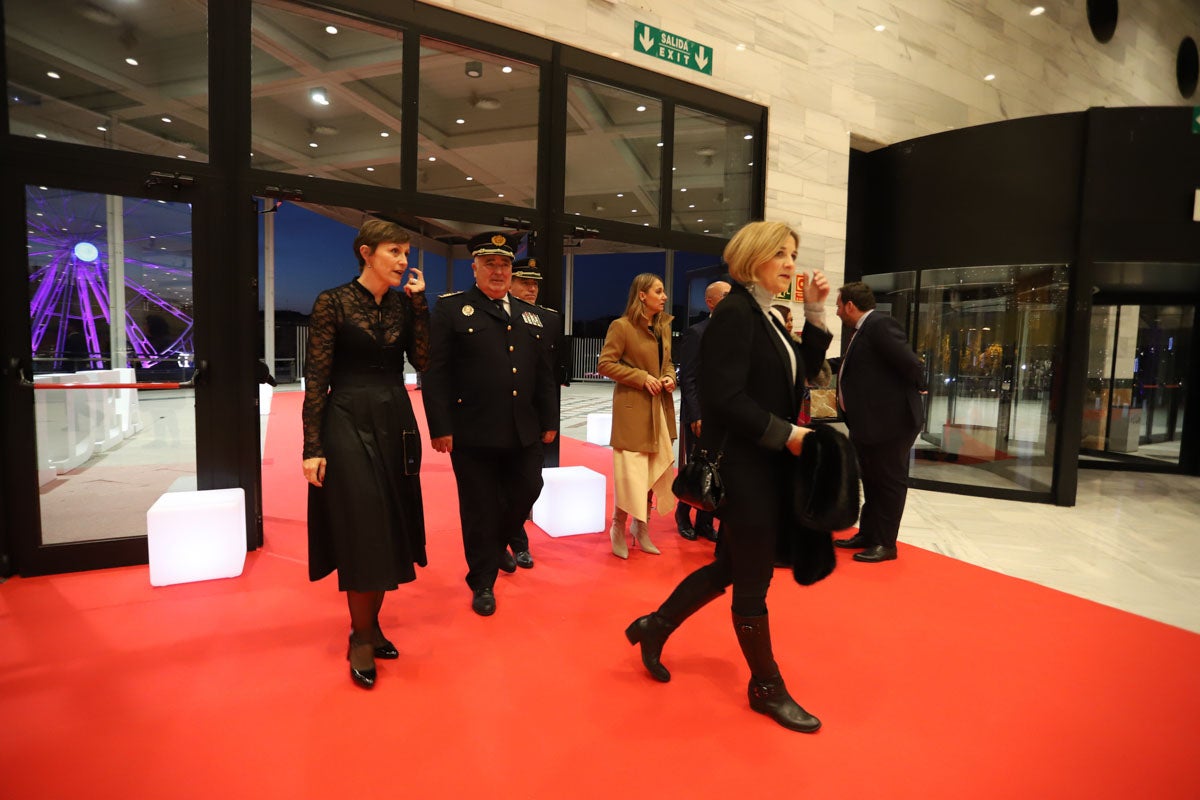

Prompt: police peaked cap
xmin=512 ymin=258 xmax=542 ymax=281
xmin=468 ymin=231 xmax=518 ymax=259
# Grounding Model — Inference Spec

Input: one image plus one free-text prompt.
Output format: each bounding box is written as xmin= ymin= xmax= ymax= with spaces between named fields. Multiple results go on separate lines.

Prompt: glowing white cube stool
xmin=258 ymin=383 xmax=274 ymax=415
xmin=531 ymin=466 xmax=606 ymax=537
xmin=147 ymin=488 xmax=247 ymax=587
xmin=586 ymin=413 xmax=612 ymax=446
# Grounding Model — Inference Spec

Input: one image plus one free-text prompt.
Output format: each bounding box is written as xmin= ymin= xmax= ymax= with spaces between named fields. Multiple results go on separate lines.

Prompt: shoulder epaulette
xmin=438 ymin=290 xmax=465 ymax=298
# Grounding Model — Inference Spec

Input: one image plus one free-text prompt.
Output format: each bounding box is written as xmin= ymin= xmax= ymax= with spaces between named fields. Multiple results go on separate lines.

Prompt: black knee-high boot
xmin=732 ymin=611 xmax=821 ymax=732
xmin=625 ymin=569 xmax=725 ymax=682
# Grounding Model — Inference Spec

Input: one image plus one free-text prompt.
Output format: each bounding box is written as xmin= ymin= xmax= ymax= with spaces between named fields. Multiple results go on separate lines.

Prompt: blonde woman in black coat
xmin=624 ymin=220 xmax=832 ymax=732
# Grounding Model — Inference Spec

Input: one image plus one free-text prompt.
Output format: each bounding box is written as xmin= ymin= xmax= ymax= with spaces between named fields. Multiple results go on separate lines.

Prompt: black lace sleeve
xmin=406 ymin=291 xmax=431 ymax=372
xmin=302 ymin=289 xmax=339 ymax=459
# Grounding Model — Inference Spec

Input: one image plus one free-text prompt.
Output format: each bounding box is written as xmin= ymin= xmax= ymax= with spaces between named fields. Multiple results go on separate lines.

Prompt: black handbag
xmin=672 ymin=439 xmax=727 ymax=512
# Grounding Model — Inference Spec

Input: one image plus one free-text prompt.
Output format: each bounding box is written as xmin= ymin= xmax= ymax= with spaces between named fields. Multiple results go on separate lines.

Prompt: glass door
xmin=1082 ymin=303 xmax=1192 ymax=466
xmin=9 ymin=183 xmax=201 ymax=574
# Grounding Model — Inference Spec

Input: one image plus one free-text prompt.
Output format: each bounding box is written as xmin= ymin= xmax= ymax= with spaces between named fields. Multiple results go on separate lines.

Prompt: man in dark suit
xmin=500 ymin=257 xmax=569 ymax=570
xmin=422 ymin=233 xmax=558 ymax=615
xmin=673 ymin=279 xmax=730 ymax=542
xmin=828 ymin=281 xmax=925 ymax=563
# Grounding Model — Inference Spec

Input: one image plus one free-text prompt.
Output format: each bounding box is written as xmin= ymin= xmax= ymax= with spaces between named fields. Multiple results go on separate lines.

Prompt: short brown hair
xmin=838 ymin=281 xmax=876 ymax=311
xmin=722 ymin=221 xmax=799 ymax=284
xmin=354 ymin=219 xmax=411 ymax=267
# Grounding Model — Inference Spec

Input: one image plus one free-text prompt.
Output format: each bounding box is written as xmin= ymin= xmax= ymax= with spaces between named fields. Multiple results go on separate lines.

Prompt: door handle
xmin=13 ymin=358 xmax=206 ymax=390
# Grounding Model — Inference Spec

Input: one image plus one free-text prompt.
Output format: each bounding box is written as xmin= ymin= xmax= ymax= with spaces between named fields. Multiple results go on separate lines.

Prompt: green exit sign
xmin=634 ymin=22 xmax=713 ymax=76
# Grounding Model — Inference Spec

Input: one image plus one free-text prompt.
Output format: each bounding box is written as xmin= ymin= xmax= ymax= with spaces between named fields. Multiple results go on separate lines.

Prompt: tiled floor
xmin=561 ymin=381 xmax=1200 ymax=634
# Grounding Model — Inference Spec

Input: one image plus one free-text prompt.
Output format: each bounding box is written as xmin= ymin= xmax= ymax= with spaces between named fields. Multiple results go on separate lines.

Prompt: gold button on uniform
xmin=512 ymin=367 xmax=517 ymax=374
xmin=508 ymin=345 xmax=514 ymax=352
xmin=512 ymin=390 xmax=518 ymax=396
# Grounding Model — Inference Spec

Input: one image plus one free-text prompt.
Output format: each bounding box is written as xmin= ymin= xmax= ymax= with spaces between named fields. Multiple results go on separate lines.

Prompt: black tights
xmin=658 ymin=520 xmax=775 ymax=619
xmin=347 ymin=590 xmax=385 ymax=638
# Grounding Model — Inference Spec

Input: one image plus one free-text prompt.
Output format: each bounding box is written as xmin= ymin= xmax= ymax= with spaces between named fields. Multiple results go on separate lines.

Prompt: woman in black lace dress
xmin=302 ymin=219 xmax=430 ymax=689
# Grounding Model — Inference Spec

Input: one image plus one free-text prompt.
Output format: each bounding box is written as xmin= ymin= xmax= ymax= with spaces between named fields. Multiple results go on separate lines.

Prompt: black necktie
xmin=494 ymin=299 xmax=509 ymax=320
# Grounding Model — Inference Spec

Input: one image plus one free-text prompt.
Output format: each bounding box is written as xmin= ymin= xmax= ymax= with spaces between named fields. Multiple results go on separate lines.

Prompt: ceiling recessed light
xmin=36 ymin=133 xmax=47 ymax=139
xmin=1030 ymin=6 xmax=1045 ymax=16
xmin=631 ymin=209 xmax=638 ymax=213
xmin=380 ymin=131 xmax=390 ymax=137
xmin=466 ymin=176 xmax=474 ymax=181
xmin=177 ymin=154 xmax=187 ymax=159
xmin=688 ymin=204 xmax=695 ymax=209
xmin=656 ymin=142 xmax=663 ymax=147
xmin=498 ymin=193 xmax=504 ymax=198
xmin=636 ymin=105 xmax=647 ymax=112
xmin=874 ymin=24 xmax=886 ymax=32
xmin=309 ymin=87 xmax=329 ymax=106
xmin=161 ymin=116 xmax=173 ymax=123
xmin=456 ymin=118 xmax=465 ymax=124
xmin=125 ymin=57 xmax=139 ymax=66
xmin=502 ymin=66 xmax=513 ymax=74
xmin=680 ymin=187 xmax=688 ymax=192
xmin=366 ymin=167 xmax=375 ymax=172
xmin=96 ymin=125 xmax=107 ymax=132
xmin=428 ymin=156 xmax=436 ymax=161
xmin=308 ymin=142 xmax=319 ymax=148
xmin=325 ymin=25 xmax=338 ymax=34
xmin=736 ymin=43 xmax=746 ymax=51
xmin=984 ymin=73 xmax=996 ymax=81
xmin=617 ymin=193 xmax=624 ymax=198
xmin=47 ymin=71 xmax=61 ymax=79
xmin=38 ymin=186 xmax=47 ymax=190
xmin=744 ymin=134 xmax=753 ymax=140
xmin=697 ymin=218 xmax=704 ymax=222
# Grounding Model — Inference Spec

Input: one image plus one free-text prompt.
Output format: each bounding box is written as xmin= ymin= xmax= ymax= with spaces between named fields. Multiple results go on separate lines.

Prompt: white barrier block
xmin=586 ymin=413 xmax=612 ymax=446
xmin=531 ymin=466 xmax=606 ymax=537
xmin=259 ymin=383 xmax=274 ymax=416
xmin=147 ymin=488 xmax=247 ymax=586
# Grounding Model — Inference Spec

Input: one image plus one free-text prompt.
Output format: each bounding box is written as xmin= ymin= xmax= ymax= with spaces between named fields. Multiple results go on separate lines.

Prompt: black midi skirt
xmin=307 ymin=381 xmax=427 ymax=590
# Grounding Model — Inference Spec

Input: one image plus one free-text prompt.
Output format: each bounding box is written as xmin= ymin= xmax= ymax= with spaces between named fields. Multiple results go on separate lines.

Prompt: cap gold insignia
xmin=528 ymin=258 xmax=537 ymax=267
xmin=491 ymin=234 xmax=506 ymax=246
xmin=462 ymin=304 xmax=475 ymax=316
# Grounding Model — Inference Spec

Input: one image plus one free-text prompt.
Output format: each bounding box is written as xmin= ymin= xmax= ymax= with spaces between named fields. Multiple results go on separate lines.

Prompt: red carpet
xmin=2 ymin=390 xmax=1198 ymax=799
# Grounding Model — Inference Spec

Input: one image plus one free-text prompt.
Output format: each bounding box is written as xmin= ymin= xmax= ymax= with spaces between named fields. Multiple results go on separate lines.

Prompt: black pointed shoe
xmin=372 ymin=626 xmax=399 ymax=660
xmin=347 ymin=635 xmax=377 ymax=689
xmin=675 ymin=504 xmax=697 ymax=540
xmin=499 ymin=549 xmax=517 ymax=573
xmin=834 ymin=532 xmax=870 ymax=549
xmin=514 ymin=550 xmax=534 ymax=569
xmin=853 ymin=545 xmax=898 ymax=563
xmin=624 ymin=614 xmax=675 ymax=682
xmin=472 ymin=587 xmax=496 ymax=616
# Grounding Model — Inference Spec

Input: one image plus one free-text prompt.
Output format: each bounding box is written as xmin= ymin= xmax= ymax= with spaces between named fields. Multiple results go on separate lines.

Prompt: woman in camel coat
xmin=597 ymin=273 xmax=677 ymax=558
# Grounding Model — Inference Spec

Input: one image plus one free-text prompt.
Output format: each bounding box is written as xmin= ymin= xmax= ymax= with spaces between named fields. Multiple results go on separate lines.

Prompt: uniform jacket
xmin=675 ymin=317 xmax=709 ymax=426
xmin=828 ymin=310 xmax=925 ymax=446
xmin=699 ymin=281 xmax=832 ymax=529
xmin=533 ymin=304 xmax=571 ymax=386
xmin=597 ymin=315 xmax=678 ymax=452
xmin=422 ymin=285 xmax=557 ymax=448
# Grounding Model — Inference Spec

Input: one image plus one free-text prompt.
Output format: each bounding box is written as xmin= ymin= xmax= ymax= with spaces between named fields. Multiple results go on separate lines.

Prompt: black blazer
xmin=829 ymin=310 xmax=925 ymax=446
xmin=699 ymin=282 xmax=832 ymax=528
xmin=422 ymin=285 xmax=557 ymax=448
xmin=675 ymin=316 xmax=709 ymax=425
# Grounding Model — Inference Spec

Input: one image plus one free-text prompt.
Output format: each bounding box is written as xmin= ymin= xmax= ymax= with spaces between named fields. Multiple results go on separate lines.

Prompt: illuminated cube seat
xmin=531 ymin=466 xmax=606 ymax=537
xmin=585 ymin=413 xmax=612 ymax=446
xmin=147 ymin=488 xmax=247 ymax=586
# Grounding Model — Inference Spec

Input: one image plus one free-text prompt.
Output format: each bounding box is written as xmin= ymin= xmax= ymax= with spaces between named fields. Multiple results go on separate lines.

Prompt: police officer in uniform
xmin=501 ymin=258 xmax=571 ymax=570
xmin=422 ymin=232 xmax=558 ymax=616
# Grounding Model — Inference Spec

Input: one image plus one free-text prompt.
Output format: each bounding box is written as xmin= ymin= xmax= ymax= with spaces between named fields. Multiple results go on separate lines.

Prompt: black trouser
xmin=852 ymin=433 xmax=915 ymax=548
xmin=451 ymin=443 xmax=544 ymax=591
xmin=659 ymin=517 xmax=775 ymax=619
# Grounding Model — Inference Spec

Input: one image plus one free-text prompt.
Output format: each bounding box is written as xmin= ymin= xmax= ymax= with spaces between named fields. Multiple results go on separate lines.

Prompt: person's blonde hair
xmin=722 ymin=221 xmax=799 ymax=284
xmin=622 ymin=272 xmax=672 ymax=338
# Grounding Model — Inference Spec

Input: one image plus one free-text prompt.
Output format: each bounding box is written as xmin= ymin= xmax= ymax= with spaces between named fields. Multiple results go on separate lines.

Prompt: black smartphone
xmin=401 ymin=430 xmax=421 ymax=476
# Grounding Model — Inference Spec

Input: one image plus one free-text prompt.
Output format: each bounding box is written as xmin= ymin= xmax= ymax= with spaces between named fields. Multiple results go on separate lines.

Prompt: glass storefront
xmin=6 ymin=0 xmax=210 ymax=160
xmin=672 ymin=105 xmax=755 ymax=237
